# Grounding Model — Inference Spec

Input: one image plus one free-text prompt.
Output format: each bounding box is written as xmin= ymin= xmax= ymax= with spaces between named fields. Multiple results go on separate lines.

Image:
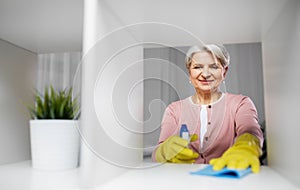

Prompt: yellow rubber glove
xmin=209 ymin=133 xmax=262 ymax=173
xmin=155 ymin=134 xmax=199 ymax=163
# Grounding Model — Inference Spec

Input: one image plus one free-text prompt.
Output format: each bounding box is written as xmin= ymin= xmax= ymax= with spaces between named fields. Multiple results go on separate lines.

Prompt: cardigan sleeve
xmin=151 ymin=102 xmax=180 ymax=162
xmin=158 ymin=102 xmax=180 ymax=144
xmin=234 ymin=96 xmax=264 ymax=147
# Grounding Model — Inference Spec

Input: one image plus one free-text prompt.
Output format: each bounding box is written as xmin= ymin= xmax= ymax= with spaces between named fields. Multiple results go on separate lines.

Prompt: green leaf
xmin=58 ymin=98 xmax=68 ymax=118
xmin=43 ymin=86 xmax=49 ymax=118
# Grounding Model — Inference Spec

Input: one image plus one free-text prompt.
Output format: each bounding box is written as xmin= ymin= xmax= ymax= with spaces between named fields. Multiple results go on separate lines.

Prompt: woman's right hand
xmin=155 ymin=134 xmax=199 ymax=163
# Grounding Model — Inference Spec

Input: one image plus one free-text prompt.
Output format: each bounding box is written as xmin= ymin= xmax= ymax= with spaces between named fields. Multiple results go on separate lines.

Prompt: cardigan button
xmin=208 ymin=105 xmax=211 ymax=108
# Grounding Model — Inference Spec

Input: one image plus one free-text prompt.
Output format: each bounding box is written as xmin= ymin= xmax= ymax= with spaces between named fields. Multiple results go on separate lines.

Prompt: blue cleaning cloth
xmin=190 ymin=165 xmax=252 ymax=179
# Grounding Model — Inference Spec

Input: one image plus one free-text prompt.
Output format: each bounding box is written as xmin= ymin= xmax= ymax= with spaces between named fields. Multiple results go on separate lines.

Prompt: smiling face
xmin=189 ymin=51 xmax=228 ymax=95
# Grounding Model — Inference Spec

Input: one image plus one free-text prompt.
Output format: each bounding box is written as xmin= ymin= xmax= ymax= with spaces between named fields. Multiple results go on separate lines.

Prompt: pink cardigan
xmin=152 ymin=93 xmax=264 ymax=164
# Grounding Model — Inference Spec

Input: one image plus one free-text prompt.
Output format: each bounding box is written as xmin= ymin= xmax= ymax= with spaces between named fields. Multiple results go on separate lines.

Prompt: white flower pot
xmin=30 ymin=120 xmax=80 ymax=170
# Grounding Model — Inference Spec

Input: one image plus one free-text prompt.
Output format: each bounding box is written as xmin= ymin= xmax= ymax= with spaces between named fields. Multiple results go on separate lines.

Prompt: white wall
xmin=0 ymin=39 xmax=37 ymax=164
xmin=262 ymin=0 xmax=300 ymax=187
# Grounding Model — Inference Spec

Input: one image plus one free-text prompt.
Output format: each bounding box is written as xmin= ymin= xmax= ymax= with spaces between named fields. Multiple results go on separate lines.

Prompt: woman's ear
xmin=223 ymin=66 xmax=228 ymax=79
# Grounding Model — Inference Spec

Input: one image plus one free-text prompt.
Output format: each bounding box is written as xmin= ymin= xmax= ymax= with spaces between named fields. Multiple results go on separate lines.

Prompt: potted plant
xmin=27 ymin=86 xmax=80 ymax=170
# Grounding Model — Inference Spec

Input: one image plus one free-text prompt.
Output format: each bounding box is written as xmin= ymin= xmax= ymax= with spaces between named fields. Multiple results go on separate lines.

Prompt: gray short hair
xmin=185 ymin=44 xmax=230 ymax=69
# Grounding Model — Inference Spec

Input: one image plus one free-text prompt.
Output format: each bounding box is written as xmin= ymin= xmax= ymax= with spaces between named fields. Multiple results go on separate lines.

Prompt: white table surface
xmin=0 ymin=160 xmax=298 ymax=190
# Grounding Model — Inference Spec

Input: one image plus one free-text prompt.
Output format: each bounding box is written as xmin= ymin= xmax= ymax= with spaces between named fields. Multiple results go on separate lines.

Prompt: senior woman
xmin=152 ymin=44 xmax=264 ymax=173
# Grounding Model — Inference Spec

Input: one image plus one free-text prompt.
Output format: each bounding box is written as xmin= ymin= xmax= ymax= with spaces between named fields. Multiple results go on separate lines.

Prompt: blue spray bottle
xmin=180 ymin=124 xmax=190 ymax=140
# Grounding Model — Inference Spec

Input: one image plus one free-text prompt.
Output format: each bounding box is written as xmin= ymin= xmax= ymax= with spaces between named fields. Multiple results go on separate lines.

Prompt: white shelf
xmin=0 ymin=160 xmax=298 ymax=190
xmin=97 ymin=164 xmax=298 ymax=190
xmin=0 ymin=160 xmax=80 ymax=190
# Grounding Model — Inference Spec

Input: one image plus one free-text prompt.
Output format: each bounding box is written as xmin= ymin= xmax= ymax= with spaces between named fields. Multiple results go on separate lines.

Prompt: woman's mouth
xmin=198 ymin=80 xmax=213 ymax=85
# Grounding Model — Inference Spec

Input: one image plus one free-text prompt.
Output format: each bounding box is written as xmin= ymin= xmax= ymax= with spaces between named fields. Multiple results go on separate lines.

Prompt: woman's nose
xmin=201 ymin=67 xmax=211 ymax=78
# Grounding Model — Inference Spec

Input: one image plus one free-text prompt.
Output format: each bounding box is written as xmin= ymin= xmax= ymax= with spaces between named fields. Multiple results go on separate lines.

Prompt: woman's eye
xmin=210 ymin=65 xmax=219 ymax=69
xmin=193 ymin=66 xmax=202 ymax=69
